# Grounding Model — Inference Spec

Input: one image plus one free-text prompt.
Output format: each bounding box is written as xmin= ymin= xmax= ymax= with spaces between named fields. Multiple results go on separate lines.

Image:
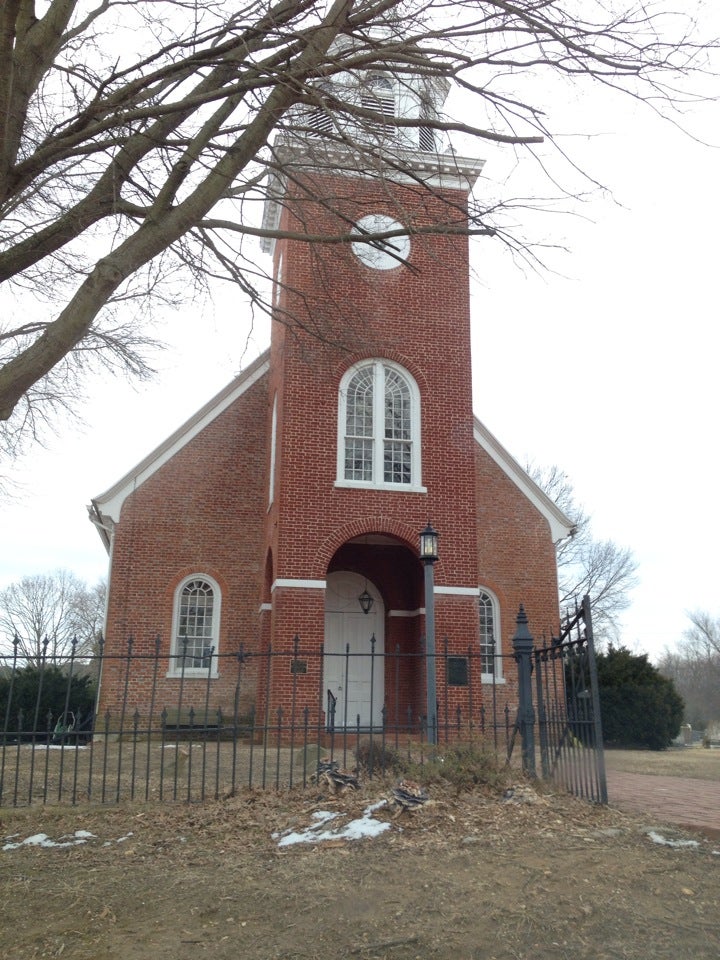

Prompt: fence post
xmin=582 ymin=594 xmax=608 ymax=803
xmin=512 ymin=605 xmax=536 ymax=778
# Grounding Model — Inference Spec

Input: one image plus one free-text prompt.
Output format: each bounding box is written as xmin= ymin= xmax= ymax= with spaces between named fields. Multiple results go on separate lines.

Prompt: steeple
xmin=260 ymin=53 xmax=483 ymax=254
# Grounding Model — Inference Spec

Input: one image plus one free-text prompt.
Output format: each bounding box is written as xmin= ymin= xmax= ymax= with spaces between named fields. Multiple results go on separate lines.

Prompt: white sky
xmin=2 ymin=36 xmax=719 ymax=664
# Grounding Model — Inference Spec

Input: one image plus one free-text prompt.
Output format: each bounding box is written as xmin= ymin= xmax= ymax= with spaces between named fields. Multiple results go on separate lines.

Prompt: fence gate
xmin=510 ymin=595 xmax=607 ymax=804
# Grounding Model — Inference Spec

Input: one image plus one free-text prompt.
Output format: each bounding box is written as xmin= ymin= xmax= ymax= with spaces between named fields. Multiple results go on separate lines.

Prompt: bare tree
xmin=530 ymin=464 xmax=638 ymax=642
xmin=659 ymin=610 xmax=720 ymax=728
xmin=0 ymin=1 xmax=715 ymax=451
xmin=680 ymin=610 xmax=720 ymax=658
xmin=0 ymin=570 xmax=106 ymax=662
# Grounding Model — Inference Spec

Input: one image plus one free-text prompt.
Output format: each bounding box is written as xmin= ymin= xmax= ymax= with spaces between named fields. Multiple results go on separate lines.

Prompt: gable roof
xmin=88 ymin=349 xmax=573 ymax=551
xmin=88 ymin=351 xmax=270 ymax=549
xmin=473 ymin=416 xmax=575 ymax=543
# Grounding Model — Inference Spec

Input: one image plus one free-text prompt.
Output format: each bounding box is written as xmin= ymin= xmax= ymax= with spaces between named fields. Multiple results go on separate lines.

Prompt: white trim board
xmin=272 ymin=579 xmax=327 ymax=591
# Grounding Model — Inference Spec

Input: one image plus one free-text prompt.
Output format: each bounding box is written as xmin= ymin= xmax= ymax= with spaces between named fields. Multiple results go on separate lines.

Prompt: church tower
xmin=258 ymin=60 xmax=486 ymax=732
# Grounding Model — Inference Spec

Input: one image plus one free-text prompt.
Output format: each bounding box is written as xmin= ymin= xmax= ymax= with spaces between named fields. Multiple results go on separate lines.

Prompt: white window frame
xmin=273 ymin=251 xmax=283 ymax=305
xmin=168 ymin=574 xmax=221 ymax=678
xmin=479 ymin=588 xmax=503 ymax=683
xmin=335 ymin=359 xmax=424 ymax=492
xmin=268 ymin=392 xmax=277 ymax=507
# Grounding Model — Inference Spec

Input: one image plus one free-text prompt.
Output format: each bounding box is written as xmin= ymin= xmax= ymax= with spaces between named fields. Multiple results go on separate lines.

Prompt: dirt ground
xmin=1 ymin=749 xmax=719 ymax=960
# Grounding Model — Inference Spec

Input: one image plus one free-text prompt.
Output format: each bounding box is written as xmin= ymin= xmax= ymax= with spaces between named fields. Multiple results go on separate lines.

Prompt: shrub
xmin=354 ymin=740 xmax=406 ymax=776
xmin=0 ymin=665 xmax=96 ymax=737
xmin=596 ymin=646 xmax=684 ymax=750
xmin=354 ymin=740 xmax=510 ymax=796
xmin=416 ymin=743 xmax=511 ymax=794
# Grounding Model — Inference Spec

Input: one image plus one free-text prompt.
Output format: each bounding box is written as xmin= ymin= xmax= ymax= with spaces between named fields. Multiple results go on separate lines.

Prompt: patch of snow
xmin=14 ymin=744 xmax=88 ymax=751
xmin=276 ymin=802 xmax=390 ymax=848
xmin=4 ymin=829 xmax=136 ymax=852
xmin=3 ymin=830 xmax=96 ymax=851
xmin=102 ymin=832 xmax=134 ymax=846
xmin=647 ymin=830 xmax=699 ymax=849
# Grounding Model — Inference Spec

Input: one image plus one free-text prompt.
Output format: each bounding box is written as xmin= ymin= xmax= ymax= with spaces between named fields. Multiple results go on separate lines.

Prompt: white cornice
xmin=273 ymin=140 xmax=485 ymax=187
xmin=261 ymin=141 xmax=484 ymax=255
xmin=473 ymin=416 xmax=575 ymax=544
xmin=89 ymin=352 xmax=270 ymax=535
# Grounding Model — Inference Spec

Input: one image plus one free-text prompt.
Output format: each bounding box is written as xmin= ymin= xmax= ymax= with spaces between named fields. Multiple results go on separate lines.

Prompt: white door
xmin=324 ymin=572 xmax=384 ymax=728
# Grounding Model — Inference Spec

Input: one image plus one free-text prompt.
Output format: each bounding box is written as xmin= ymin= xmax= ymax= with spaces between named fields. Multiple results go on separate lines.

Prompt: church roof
xmin=88 ymin=349 xmax=573 ymax=549
xmin=473 ymin=417 xmax=575 ymax=544
xmin=88 ymin=351 xmax=270 ymax=548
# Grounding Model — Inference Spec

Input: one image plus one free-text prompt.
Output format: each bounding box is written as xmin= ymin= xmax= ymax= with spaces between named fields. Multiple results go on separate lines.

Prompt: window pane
xmin=345 ymin=438 xmax=373 ymax=481
xmin=384 ymin=368 xmax=410 ymax=440
xmin=383 ymin=440 xmax=411 ymax=484
xmin=479 ymin=591 xmax=496 ymax=675
xmin=383 ymin=367 xmax=412 ymax=483
xmin=345 ymin=368 xmax=375 ymax=479
xmin=178 ymin=579 xmax=214 ymax=668
xmin=346 ymin=368 xmax=374 ymax=436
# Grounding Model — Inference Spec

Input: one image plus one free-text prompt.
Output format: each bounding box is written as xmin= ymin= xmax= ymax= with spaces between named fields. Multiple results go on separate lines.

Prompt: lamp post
xmin=419 ymin=522 xmax=439 ymax=745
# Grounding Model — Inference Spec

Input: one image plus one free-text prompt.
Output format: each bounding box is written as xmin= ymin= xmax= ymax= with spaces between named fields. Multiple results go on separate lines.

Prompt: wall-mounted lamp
xmin=358 ymin=586 xmax=374 ymax=615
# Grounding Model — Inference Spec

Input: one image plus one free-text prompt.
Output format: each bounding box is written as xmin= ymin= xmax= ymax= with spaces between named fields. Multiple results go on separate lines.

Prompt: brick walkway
xmin=606 ymin=769 xmax=720 ymax=836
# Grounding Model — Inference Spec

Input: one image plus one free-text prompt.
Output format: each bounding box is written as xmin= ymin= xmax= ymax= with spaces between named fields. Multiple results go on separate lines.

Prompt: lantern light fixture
xmin=358 ymin=586 xmax=374 ymax=615
xmin=419 ymin=522 xmax=439 ymax=564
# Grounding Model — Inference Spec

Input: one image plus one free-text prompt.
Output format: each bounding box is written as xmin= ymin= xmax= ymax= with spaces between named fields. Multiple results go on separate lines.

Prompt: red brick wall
xmin=99 ymin=379 xmax=269 ymax=720
xmin=475 ymin=442 xmax=562 ymax=668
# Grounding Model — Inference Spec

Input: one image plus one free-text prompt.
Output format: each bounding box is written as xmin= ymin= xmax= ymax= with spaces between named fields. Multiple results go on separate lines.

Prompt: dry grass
xmin=0 ymin=735 xmax=511 ymax=807
xmin=4 ymin=737 xmax=717 ymax=809
xmin=1 ymin=775 xmax=719 ymax=960
xmin=604 ymin=745 xmax=720 ymax=781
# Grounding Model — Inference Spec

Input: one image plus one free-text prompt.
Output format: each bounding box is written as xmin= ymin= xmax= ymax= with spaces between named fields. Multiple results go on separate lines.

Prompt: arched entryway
xmin=324 ymin=571 xmax=384 ymax=728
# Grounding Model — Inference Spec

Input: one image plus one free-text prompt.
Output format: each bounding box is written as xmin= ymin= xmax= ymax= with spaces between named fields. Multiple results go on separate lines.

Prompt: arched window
xmin=337 ymin=360 xmax=422 ymax=490
xmin=169 ymin=576 xmax=221 ymax=676
xmin=361 ymin=73 xmax=395 ymax=123
xmin=479 ymin=589 xmax=501 ymax=681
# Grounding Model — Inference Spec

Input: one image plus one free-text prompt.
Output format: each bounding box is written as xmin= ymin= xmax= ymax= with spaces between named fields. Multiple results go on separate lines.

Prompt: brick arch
xmin=478 ymin=577 xmax=508 ymax=615
xmin=331 ymin=350 xmax=428 ymax=393
xmin=312 ymin=516 xmax=420 ymax=575
xmin=163 ymin=565 xmax=230 ymax=608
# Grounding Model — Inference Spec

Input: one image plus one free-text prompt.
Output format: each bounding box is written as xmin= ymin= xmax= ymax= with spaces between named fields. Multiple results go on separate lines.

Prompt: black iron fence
xmin=0 ymin=600 xmax=606 ymax=807
xmin=509 ymin=596 xmax=607 ymax=803
xmin=1 ymin=642 xmax=519 ymax=807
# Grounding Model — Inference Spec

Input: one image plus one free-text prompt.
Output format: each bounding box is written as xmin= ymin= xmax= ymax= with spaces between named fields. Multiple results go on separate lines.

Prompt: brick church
xmin=90 ymin=60 xmax=572 ymax=739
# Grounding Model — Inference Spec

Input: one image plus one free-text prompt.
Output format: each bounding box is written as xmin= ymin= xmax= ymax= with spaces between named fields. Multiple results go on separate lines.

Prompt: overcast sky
xmin=2 ymin=30 xmax=719 ymax=663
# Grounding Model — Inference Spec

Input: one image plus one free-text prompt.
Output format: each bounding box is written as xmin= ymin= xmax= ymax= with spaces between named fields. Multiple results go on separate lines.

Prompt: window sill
xmin=334 ymin=480 xmax=427 ymax=494
xmin=165 ymin=670 xmax=219 ymax=680
xmin=481 ymin=675 xmax=506 ymax=685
